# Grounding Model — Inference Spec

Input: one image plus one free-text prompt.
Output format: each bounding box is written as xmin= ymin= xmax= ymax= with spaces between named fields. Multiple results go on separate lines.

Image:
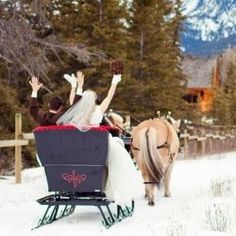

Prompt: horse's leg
xmin=163 ymin=161 xmax=174 ymax=197
xmin=143 ymin=173 xmax=156 ymax=206
xmin=142 ymin=173 xmax=149 ymax=199
xmin=147 ymin=184 xmax=156 ymax=206
xmin=143 ymin=173 xmax=155 ymax=206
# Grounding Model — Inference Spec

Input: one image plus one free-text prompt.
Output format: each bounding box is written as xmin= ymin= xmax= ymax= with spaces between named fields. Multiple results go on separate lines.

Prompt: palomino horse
xmin=131 ymin=117 xmax=180 ymax=205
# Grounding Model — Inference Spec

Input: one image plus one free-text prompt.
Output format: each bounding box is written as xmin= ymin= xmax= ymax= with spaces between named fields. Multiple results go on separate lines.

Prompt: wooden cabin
xmin=182 ymin=56 xmax=214 ymax=112
xmin=181 ymin=52 xmax=231 ymax=112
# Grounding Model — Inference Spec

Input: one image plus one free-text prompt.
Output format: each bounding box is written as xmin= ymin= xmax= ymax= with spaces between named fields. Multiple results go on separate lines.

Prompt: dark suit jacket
xmin=29 ymin=95 xmax=81 ymax=126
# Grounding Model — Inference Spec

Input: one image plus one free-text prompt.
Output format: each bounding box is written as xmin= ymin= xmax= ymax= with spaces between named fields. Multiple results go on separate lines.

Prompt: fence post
xmin=193 ymin=129 xmax=198 ymax=158
xmin=201 ymin=129 xmax=206 ymax=156
xmin=216 ymin=130 xmax=220 ymax=153
xmin=209 ymin=132 xmax=213 ymax=154
xmin=183 ymin=129 xmax=188 ymax=159
xmin=15 ymin=113 xmax=22 ymax=184
xmin=232 ymin=129 xmax=236 ymax=150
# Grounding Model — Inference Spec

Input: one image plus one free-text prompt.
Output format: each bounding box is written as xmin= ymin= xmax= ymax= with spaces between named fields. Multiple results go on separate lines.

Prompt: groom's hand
xmin=29 ymin=76 xmax=43 ymax=92
xmin=29 ymin=76 xmax=43 ymax=98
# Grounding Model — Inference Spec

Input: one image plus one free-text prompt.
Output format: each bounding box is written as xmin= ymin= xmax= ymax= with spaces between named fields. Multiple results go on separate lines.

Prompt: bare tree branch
xmin=0 ymin=0 xmax=104 ymax=81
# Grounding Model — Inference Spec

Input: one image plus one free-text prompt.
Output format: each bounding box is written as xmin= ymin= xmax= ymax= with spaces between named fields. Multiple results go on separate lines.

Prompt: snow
xmin=201 ymin=19 xmax=219 ymax=41
xmin=182 ymin=0 xmax=200 ymax=15
xmin=1 ymin=152 xmax=236 ymax=236
xmin=182 ymin=0 xmax=236 ymax=42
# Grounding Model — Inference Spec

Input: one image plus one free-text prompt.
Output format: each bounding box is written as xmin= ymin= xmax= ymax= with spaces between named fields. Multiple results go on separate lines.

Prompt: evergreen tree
xmin=211 ymin=87 xmax=231 ymax=125
xmin=78 ymin=0 xmax=129 ymax=111
xmin=50 ymin=0 xmax=129 ymax=109
xmin=161 ymin=0 xmax=186 ymax=117
xmin=125 ymin=0 xmax=186 ymax=120
xmin=225 ymin=61 xmax=236 ymax=125
xmin=211 ymin=61 xmax=236 ymax=125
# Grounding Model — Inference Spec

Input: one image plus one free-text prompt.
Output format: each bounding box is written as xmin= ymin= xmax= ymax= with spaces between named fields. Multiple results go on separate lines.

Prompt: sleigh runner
xmin=33 ymin=125 xmax=134 ymax=229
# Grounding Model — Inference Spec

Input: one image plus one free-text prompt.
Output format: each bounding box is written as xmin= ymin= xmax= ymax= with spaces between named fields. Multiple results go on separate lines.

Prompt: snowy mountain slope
xmin=181 ymin=0 xmax=236 ymax=56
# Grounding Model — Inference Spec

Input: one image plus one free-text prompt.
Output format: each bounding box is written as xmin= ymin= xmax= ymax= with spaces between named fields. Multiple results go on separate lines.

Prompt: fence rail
xmin=0 ymin=139 xmax=28 ymax=148
xmin=0 ymin=113 xmax=236 ymax=183
xmin=179 ymin=124 xmax=236 ymax=159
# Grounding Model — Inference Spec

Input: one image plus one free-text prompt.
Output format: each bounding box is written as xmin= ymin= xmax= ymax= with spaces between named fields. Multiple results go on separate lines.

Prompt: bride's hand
xmin=63 ymin=74 xmax=77 ymax=88
xmin=111 ymin=74 xmax=122 ymax=85
xmin=76 ymin=71 xmax=84 ymax=88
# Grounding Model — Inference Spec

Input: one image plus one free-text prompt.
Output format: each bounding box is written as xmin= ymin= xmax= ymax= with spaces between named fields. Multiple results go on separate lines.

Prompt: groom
xmin=29 ymin=72 xmax=84 ymax=126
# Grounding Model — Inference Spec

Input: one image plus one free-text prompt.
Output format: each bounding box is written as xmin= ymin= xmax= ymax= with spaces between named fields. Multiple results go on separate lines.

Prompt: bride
xmin=57 ymin=73 xmax=143 ymax=205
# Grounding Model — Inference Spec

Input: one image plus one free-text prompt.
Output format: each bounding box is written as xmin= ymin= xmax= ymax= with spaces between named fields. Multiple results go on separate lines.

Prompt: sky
xmin=0 ymin=151 xmax=236 ymax=236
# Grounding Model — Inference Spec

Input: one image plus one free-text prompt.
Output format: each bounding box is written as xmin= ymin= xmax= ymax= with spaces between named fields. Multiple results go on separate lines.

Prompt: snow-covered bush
xmin=204 ymin=202 xmax=231 ymax=232
xmin=166 ymin=215 xmax=187 ymax=236
xmin=210 ymin=176 xmax=232 ymax=197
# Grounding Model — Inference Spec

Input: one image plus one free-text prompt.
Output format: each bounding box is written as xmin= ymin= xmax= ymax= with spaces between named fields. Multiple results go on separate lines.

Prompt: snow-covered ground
xmin=1 ymin=152 xmax=236 ymax=236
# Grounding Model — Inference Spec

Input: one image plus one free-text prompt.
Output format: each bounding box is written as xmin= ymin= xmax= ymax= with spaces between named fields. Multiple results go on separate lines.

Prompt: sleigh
xmin=33 ymin=125 xmax=134 ymax=229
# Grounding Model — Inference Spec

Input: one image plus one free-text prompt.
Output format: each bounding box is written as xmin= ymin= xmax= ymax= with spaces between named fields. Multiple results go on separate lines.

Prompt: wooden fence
xmin=179 ymin=126 xmax=236 ymax=159
xmin=0 ymin=113 xmax=236 ymax=183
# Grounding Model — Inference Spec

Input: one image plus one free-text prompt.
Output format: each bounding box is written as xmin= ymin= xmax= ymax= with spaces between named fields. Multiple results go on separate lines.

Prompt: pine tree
xmin=164 ymin=0 xmax=187 ymax=117
xmin=125 ymin=0 xmax=186 ymax=120
xmin=211 ymin=61 xmax=236 ymax=125
xmin=50 ymin=0 xmax=130 ymax=110
xmin=223 ymin=61 xmax=236 ymax=125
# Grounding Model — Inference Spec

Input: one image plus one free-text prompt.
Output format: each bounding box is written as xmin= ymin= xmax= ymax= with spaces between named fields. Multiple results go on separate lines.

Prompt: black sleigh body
xmin=33 ymin=125 xmax=134 ymax=229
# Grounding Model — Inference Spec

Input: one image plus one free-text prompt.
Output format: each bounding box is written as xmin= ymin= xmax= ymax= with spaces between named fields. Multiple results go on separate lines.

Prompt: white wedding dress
xmin=89 ymin=106 xmax=143 ymax=205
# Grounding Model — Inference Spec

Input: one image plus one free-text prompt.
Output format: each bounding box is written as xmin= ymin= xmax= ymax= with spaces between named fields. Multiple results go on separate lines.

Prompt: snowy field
xmin=1 ymin=152 xmax=236 ymax=236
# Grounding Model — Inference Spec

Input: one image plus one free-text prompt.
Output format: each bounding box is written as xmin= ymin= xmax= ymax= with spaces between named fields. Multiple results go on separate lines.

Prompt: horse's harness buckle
xmin=156 ymin=142 xmax=169 ymax=150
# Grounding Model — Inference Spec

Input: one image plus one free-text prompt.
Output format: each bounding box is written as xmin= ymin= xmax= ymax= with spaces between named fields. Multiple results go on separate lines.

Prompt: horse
xmin=131 ymin=117 xmax=180 ymax=205
xmin=105 ymin=111 xmax=133 ymax=152
xmin=107 ymin=111 xmax=125 ymax=130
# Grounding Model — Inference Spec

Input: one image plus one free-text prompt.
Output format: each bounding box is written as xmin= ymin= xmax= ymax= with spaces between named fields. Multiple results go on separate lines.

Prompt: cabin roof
xmin=182 ymin=56 xmax=216 ymax=88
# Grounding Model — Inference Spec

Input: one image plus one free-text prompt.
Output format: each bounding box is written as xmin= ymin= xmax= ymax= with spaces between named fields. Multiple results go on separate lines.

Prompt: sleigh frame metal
xmin=33 ymin=125 xmax=134 ymax=229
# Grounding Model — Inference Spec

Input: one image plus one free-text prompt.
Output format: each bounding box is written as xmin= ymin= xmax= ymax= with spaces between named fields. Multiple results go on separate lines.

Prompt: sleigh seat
xmin=33 ymin=125 xmax=134 ymax=229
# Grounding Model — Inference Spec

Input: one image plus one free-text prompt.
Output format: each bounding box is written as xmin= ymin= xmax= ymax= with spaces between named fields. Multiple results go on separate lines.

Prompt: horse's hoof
xmin=148 ymin=201 xmax=155 ymax=206
xmin=164 ymin=193 xmax=171 ymax=198
xmin=144 ymin=194 xmax=148 ymax=199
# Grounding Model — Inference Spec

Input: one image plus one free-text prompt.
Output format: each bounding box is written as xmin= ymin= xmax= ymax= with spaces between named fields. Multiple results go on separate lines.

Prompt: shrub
xmin=204 ymin=202 xmax=230 ymax=232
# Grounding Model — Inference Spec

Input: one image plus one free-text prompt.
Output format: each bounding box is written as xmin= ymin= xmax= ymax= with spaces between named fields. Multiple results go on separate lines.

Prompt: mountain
xmin=181 ymin=0 xmax=236 ymax=56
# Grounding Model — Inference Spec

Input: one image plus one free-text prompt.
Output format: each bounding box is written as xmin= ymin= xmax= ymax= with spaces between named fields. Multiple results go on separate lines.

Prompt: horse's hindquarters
xmin=131 ymin=118 xmax=180 ymax=205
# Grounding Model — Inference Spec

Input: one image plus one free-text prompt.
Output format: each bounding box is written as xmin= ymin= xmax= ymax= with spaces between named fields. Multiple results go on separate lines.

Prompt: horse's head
xmin=108 ymin=112 xmax=124 ymax=129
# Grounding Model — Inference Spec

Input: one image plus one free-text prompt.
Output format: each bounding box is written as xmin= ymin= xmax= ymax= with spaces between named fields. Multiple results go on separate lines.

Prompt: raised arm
xmin=63 ymin=71 xmax=84 ymax=105
xmin=99 ymin=74 xmax=121 ymax=113
xmin=29 ymin=76 xmax=43 ymax=98
xmin=74 ymin=71 xmax=84 ymax=104
xmin=69 ymin=79 xmax=76 ymax=106
xmin=63 ymin=73 xmax=77 ymax=105
xmin=29 ymin=76 xmax=43 ymax=121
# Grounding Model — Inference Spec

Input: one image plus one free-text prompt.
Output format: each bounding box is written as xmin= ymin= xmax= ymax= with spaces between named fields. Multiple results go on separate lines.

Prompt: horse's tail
xmin=139 ymin=127 xmax=165 ymax=185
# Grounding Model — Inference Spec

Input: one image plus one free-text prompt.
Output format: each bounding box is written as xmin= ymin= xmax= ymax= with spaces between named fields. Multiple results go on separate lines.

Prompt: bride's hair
xmin=57 ymin=90 xmax=97 ymax=129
